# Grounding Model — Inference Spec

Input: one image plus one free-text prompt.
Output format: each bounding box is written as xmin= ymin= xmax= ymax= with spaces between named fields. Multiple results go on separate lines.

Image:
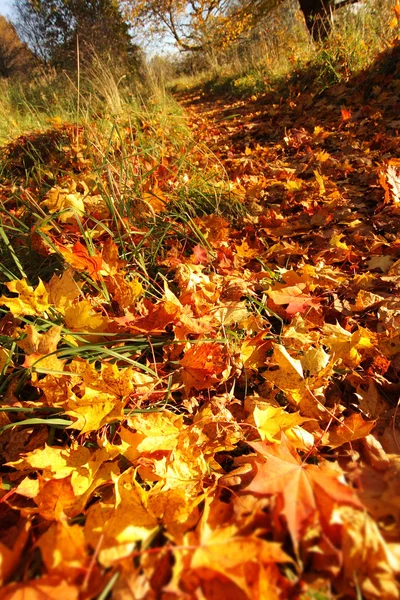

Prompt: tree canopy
xmin=0 ymin=15 xmax=34 ymax=77
xmin=14 ymin=0 xmax=139 ymax=68
xmin=122 ymin=0 xmax=283 ymax=54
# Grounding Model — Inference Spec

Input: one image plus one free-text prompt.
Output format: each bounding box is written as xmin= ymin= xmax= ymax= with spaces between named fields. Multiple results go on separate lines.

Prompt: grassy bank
xmin=167 ymin=0 xmax=399 ymax=98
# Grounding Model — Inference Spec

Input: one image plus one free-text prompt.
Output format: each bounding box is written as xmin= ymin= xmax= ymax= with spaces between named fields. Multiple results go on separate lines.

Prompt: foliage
xmin=2 ymin=8 xmax=400 ymax=600
xmin=123 ymin=0 xmax=281 ymax=54
xmin=0 ymin=16 xmax=35 ymax=78
xmin=168 ymin=0 xmax=399 ymax=98
xmin=13 ymin=0 xmax=139 ymax=70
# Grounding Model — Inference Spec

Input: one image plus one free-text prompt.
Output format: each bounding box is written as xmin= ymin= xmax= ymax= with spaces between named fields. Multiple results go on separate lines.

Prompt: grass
xmin=167 ymin=0 xmax=399 ymax=98
xmin=0 ymin=56 xmax=244 ymax=405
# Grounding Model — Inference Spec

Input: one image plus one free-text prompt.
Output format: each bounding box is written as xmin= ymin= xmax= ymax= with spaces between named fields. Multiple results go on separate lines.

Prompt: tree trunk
xmin=297 ymin=0 xmax=332 ymax=40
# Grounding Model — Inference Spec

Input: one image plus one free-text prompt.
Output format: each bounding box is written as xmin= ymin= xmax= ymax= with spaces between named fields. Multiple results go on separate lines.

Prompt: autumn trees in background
xmin=1 ymin=0 xmax=141 ymax=75
xmin=17 ymin=0 xmax=141 ymax=69
xmin=0 ymin=15 xmax=34 ymax=77
xmin=123 ymin=0 xmax=339 ymax=59
xmin=122 ymin=0 xmax=283 ymax=54
xmin=0 ymin=0 xmax=357 ymax=80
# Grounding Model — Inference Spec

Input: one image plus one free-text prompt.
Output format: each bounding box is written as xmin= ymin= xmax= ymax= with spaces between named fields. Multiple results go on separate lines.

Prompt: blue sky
xmin=0 ymin=0 xmax=14 ymax=19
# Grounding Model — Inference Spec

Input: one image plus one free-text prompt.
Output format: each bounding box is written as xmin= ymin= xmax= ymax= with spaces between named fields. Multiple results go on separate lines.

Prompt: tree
xmin=297 ymin=0 xmax=331 ymax=39
xmin=0 ymin=15 xmax=35 ymax=77
xmin=14 ymin=0 xmax=139 ymax=69
xmin=122 ymin=0 xmax=283 ymax=55
xmin=123 ymin=0 xmax=346 ymax=55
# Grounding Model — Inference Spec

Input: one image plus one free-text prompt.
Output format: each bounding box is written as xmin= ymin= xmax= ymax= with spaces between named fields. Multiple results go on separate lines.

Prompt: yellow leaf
xmin=330 ymin=233 xmax=349 ymax=251
xmin=0 ymin=279 xmax=50 ymax=317
xmin=0 ymin=348 xmax=13 ymax=374
xmin=108 ymin=274 xmax=143 ymax=309
xmin=254 ymin=405 xmax=309 ymax=443
xmin=265 ymin=344 xmax=324 ymax=417
xmin=314 ymin=170 xmax=325 ymax=195
xmin=322 ymin=323 xmax=375 ymax=368
xmin=284 ymin=180 xmax=303 ymax=192
xmin=315 ymin=150 xmax=330 ymax=162
xmin=240 ymin=331 xmax=271 ymax=369
xmin=234 ymin=239 xmax=260 ymax=258
xmin=84 ymin=470 xmax=159 ymax=567
xmin=17 ymin=324 xmax=64 ymax=371
xmin=46 ymin=269 xmax=81 ymax=314
xmin=42 ymin=184 xmax=85 ymax=222
xmin=64 ymin=300 xmax=109 ymax=332
xmin=11 ymin=443 xmax=118 ymax=514
xmin=65 ymin=387 xmax=124 ymax=433
xmin=300 ymin=346 xmax=330 ymax=376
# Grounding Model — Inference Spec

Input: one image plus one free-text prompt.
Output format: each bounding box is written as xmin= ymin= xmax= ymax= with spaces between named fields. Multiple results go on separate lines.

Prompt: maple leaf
xmin=336 ymin=506 xmax=400 ymax=599
xmin=190 ymin=244 xmax=209 ymax=265
xmin=325 ymin=413 xmax=376 ymax=449
xmin=65 ymin=387 xmax=125 ymax=433
xmin=64 ymin=300 xmax=109 ymax=333
xmin=341 ymin=107 xmax=352 ymax=122
xmin=101 ymin=237 xmax=127 ymax=275
xmin=253 ymin=405 xmax=311 ymax=445
xmin=10 ymin=443 xmax=118 ymax=515
xmin=17 ymin=324 xmax=64 ymax=371
xmin=55 ymin=241 xmax=103 ymax=280
xmin=268 ymin=282 xmax=319 ymax=316
xmin=45 ymin=268 xmax=82 ymax=314
xmin=42 ymin=183 xmax=85 ymax=222
xmin=84 ymin=470 xmax=159 ymax=567
xmin=243 ymin=437 xmax=362 ymax=552
xmin=379 ymin=159 xmax=400 ymax=205
xmin=33 ymin=475 xmax=77 ymax=521
xmin=265 ymin=343 xmax=330 ymax=417
xmin=106 ymin=273 xmax=143 ymax=309
xmin=116 ymin=295 xmax=180 ymax=334
xmin=322 ymin=323 xmax=375 ymax=368
xmin=190 ymin=530 xmax=293 ymax=599
xmin=180 ymin=342 xmax=229 ymax=393
xmin=240 ymin=330 xmax=272 ymax=369
xmin=37 ymin=522 xmax=88 ymax=580
xmin=0 ymin=278 xmax=50 ymax=317
xmin=193 ymin=215 xmax=230 ymax=247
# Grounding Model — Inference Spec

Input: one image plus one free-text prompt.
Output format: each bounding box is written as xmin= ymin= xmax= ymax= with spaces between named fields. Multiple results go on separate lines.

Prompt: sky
xmin=0 ymin=0 xmax=14 ymax=19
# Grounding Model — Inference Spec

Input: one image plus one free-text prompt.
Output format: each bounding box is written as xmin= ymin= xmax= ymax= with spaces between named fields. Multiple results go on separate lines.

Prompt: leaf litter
xmin=2 ymin=42 xmax=400 ymax=599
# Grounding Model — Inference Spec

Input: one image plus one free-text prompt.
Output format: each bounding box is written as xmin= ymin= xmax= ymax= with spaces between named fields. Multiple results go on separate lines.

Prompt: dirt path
xmin=176 ymin=49 xmax=400 ymax=279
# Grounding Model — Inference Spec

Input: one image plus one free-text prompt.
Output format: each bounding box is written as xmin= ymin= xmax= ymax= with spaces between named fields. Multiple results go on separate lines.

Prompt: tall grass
xmin=167 ymin=0 xmax=399 ymax=97
xmin=0 ymin=55 xmax=242 ymax=287
xmin=0 ymin=52 xmax=246 ymax=448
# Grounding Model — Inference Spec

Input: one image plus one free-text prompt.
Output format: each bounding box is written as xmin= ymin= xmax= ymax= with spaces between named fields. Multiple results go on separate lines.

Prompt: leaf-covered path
xmin=175 ymin=46 xmax=400 ymax=595
xmin=2 ymin=42 xmax=400 ymax=599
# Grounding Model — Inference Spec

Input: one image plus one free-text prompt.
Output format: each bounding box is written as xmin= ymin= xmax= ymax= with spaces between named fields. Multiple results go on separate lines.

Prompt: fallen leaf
xmin=244 ymin=437 xmax=361 ymax=552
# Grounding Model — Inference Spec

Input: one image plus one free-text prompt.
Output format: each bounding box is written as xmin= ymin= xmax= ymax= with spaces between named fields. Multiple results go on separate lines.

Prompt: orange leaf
xmin=180 ymin=342 xmax=228 ymax=393
xmin=341 ymin=108 xmax=352 ymax=122
xmin=325 ymin=413 xmax=376 ymax=449
xmin=55 ymin=241 xmax=103 ymax=280
xmin=244 ymin=438 xmax=361 ymax=552
xmin=268 ymin=283 xmax=319 ymax=316
xmin=2 ymin=575 xmax=79 ymax=600
xmin=115 ymin=298 xmax=180 ymax=334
